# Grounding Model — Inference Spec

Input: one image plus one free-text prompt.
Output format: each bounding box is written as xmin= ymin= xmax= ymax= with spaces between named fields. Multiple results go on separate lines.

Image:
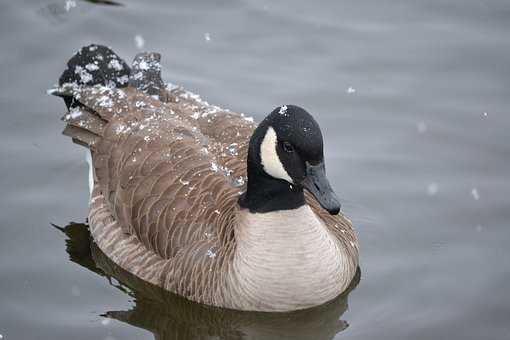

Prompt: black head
xmin=239 ymin=105 xmax=341 ymax=215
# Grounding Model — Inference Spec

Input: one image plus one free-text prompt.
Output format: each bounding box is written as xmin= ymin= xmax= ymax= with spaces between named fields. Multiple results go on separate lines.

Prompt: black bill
xmin=301 ymin=161 xmax=341 ymax=215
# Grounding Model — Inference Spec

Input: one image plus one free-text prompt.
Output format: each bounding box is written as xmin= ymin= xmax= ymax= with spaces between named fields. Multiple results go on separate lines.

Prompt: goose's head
xmin=240 ymin=105 xmax=341 ymax=215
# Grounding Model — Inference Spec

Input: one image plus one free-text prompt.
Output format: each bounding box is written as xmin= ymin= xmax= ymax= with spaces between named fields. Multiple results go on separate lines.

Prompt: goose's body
xmin=53 ymin=45 xmax=358 ymax=312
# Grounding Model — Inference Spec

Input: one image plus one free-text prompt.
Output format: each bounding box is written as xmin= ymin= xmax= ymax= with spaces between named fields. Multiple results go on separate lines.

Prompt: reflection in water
xmin=81 ymin=0 xmax=123 ymax=6
xmin=55 ymin=222 xmax=361 ymax=340
xmin=38 ymin=0 xmax=123 ymax=24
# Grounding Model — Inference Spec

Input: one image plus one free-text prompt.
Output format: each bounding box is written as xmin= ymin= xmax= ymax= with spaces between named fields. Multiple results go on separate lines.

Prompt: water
xmin=1 ymin=0 xmax=509 ymax=339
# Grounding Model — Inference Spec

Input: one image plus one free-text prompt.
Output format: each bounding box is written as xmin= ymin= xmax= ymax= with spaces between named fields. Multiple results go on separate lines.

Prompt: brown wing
xmin=67 ymin=85 xmax=243 ymax=261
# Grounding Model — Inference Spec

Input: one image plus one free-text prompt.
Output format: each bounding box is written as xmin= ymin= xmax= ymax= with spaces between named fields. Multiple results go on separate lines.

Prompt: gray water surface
xmin=1 ymin=1 xmax=509 ymax=339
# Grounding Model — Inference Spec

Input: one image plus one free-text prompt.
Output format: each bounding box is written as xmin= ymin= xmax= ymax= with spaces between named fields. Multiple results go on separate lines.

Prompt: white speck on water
xmin=71 ymin=285 xmax=81 ymax=297
xmin=204 ymin=32 xmax=211 ymax=41
xmin=206 ymin=249 xmax=216 ymax=258
xmin=101 ymin=318 xmax=110 ymax=326
xmin=279 ymin=105 xmax=288 ymax=115
xmin=134 ymin=34 xmax=145 ymax=49
xmin=65 ymin=0 xmax=76 ymax=12
xmin=471 ymin=188 xmax=480 ymax=200
xmin=346 ymin=86 xmax=356 ymax=94
xmin=482 ymin=112 xmax=488 ymax=117
xmin=0 ymin=333 xmax=3 ymax=339
xmin=417 ymin=121 xmax=427 ymax=133
xmin=427 ymin=182 xmax=439 ymax=196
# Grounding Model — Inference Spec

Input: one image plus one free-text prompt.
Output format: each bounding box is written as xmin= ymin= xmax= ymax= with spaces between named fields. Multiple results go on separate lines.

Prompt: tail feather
xmin=60 ymin=106 xmax=106 ymax=149
xmin=63 ymin=125 xmax=99 ymax=147
xmin=53 ymin=45 xmax=169 ymax=153
xmin=62 ymin=108 xmax=107 ymax=136
xmin=59 ymin=44 xmax=130 ymax=105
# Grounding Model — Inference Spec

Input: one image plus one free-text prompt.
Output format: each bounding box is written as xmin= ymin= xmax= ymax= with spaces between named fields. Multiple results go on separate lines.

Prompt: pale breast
xmin=228 ymin=206 xmax=352 ymax=312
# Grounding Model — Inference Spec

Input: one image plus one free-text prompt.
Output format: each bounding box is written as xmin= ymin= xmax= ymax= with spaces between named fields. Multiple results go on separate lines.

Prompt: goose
xmin=50 ymin=44 xmax=359 ymax=312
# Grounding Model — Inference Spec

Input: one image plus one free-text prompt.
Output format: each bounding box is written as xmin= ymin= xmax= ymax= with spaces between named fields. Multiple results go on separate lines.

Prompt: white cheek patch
xmin=260 ymin=126 xmax=293 ymax=183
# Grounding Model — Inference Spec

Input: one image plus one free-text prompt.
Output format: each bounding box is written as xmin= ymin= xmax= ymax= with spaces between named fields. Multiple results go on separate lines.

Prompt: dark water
xmin=1 ymin=1 xmax=509 ymax=339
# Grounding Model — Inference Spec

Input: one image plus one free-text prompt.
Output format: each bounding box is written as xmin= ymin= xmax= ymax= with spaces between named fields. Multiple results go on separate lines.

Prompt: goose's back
xmin=76 ymin=85 xmax=245 ymax=259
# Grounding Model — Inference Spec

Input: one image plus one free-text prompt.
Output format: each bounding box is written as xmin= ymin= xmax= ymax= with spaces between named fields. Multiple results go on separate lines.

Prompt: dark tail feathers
xmin=58 ymin=44 xmax=131 ymax=108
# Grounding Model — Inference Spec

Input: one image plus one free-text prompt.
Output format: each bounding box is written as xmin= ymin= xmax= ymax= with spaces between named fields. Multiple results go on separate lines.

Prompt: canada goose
xmin=51 ymin=45 xmax=359 ymax=312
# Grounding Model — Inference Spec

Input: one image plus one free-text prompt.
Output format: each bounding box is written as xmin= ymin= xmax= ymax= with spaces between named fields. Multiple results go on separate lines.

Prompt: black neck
xmin=238 ymin=121 xmax=306 ymax=213
xmin=238 ymin=164 xmax=305 ymax=213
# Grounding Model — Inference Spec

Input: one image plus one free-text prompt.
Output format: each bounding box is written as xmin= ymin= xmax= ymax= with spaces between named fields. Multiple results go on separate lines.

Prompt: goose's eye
xmin=282 ymin=141 xmax=294 ymax=153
